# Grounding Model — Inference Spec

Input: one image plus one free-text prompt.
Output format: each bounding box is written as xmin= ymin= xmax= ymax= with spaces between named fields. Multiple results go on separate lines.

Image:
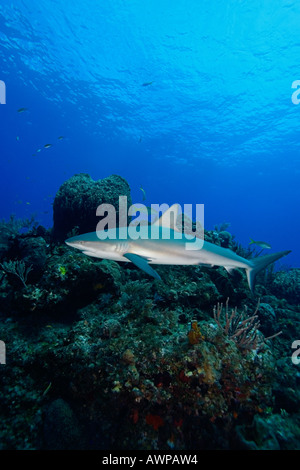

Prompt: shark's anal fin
xmin=123 ymin=253 xmax=161 ymax=280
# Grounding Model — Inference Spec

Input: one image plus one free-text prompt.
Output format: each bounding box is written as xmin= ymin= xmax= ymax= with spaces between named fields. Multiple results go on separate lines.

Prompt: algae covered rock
xmin=43 ymin=398 xmax=83 ymax=449
xmin=235 ymin=413 xmax=299 ymax=450
xmin=218 ymin=230 xmax=233 ymax=248
xmin=270 ymin=268 xmax=300 ymax=304
xmin=0 ymin=226 xmax=13 ymax=260
xmin=52 ymin=173 xmax=132 ymax=241
xmin=13 ymin=249 xmax=123 ymax=314
xmin=18 ymin=236 xmax=47 ymax=283
xmin=257 ymin=302 xmax=277 ymax=337
xmin=236 ymin=414 xmax=280 ymax=450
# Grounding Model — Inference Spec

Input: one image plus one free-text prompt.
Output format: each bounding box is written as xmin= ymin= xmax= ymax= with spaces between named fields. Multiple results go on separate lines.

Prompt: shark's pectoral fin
xmin=123 ymin=253 xmax=161 ymax=280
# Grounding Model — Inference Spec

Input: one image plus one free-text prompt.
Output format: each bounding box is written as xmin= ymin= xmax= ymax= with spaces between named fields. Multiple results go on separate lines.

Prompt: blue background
xmin=0 ymin=0 xmax=299 ymax=266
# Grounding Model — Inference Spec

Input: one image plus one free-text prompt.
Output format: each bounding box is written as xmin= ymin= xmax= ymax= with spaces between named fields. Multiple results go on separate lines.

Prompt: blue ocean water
xmin=0 ymin=0 xmax=299 ymax=267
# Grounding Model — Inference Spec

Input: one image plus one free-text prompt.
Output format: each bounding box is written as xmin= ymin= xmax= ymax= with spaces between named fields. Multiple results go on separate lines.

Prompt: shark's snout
xmin=65 ymin=236 xmax=85 ymax=249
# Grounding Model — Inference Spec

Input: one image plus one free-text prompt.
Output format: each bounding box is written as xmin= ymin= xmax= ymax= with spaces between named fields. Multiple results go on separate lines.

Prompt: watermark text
xmin=291 ymin=340 xmax=300 ymax=365
xmin=0 ymin=340 xmax=6 ymax=364
xmin=95 ymin=197 xmax=204 ymax=250
xmin=291 ymin=80 xmax=300 ymax=105
xmin=0 ymin=80 xmax=6 ymax=104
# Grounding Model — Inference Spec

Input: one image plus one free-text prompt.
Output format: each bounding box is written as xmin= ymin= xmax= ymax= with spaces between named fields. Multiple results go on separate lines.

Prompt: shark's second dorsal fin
xmin=152 ymin=204 xmax=181 ymax=232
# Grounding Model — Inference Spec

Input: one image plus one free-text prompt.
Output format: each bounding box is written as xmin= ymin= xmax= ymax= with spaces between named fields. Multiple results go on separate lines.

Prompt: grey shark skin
xmin=65 ymin=205 xmax=291 ymax=291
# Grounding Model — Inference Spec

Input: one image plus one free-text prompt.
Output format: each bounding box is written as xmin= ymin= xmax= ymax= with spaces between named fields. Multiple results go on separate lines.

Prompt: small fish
xmin=142 ymin=81 xmax=154 ymax=87
xmin=44 ymin=144 xmax=52 ymax=149
xmin=249 ymin=239 xmax=271 ymax=249
xmin=58 ymin=136 xmax=64 ymax=140
xmin=17 ymin=107 xmax=28 ymax=113
xmin=139 ymin=186 xmax=146 ymax=201
xmin=37 ymin=149 xmax=41 ymax=153
xmin=16 ymin=136 xmax=19 ymax=141
xmin=26 ymin=202 xmax=31 ymax=205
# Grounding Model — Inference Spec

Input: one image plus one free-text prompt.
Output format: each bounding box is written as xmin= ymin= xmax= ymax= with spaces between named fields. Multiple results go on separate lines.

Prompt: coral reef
xmin=52 ymin=173 xmax=132 ymax=241
xmin=270 ymin=269 xmax=300 ymax=304
xmin=0 ymin=174 xmax=299 ymax=450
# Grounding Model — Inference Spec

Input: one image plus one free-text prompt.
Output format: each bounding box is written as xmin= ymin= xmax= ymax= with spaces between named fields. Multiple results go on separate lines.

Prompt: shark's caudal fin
xmin=246 ymin=250 xmax=291 ymax=291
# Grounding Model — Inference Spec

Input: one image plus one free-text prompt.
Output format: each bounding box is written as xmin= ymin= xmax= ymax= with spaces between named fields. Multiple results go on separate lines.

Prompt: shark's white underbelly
xmin=124 ymin=239 xmax=250 ymax=269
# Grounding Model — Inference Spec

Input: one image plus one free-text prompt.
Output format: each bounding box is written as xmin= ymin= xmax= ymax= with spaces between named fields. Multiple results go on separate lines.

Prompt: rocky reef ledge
xmin=0 ymin=174 xmax=299 ymax=450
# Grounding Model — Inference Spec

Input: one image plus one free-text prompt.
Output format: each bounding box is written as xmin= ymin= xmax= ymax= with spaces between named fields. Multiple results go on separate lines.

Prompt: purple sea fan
xmin=213 ymin=298 xmax=282 ymax=350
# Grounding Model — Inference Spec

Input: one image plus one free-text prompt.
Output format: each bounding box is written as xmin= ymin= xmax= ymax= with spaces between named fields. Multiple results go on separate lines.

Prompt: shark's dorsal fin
xmin=152 ymin=204 xmax=181 ymax=232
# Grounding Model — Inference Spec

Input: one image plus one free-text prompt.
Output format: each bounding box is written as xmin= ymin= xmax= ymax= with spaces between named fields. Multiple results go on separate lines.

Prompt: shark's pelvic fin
xmin=246 ymin=250 xmax=291 ymax=292
xmin=224 ymin=266 xmax=235 ymax=276
xmin=152 ymin=203 xmax=181 ymax=232
xmin=123 ymin=253 xmax=161 ymax=280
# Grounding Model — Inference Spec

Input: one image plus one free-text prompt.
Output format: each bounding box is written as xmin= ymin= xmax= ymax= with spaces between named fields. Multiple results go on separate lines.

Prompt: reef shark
xmin=65 ymin=204 xmax=291 ymax=291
